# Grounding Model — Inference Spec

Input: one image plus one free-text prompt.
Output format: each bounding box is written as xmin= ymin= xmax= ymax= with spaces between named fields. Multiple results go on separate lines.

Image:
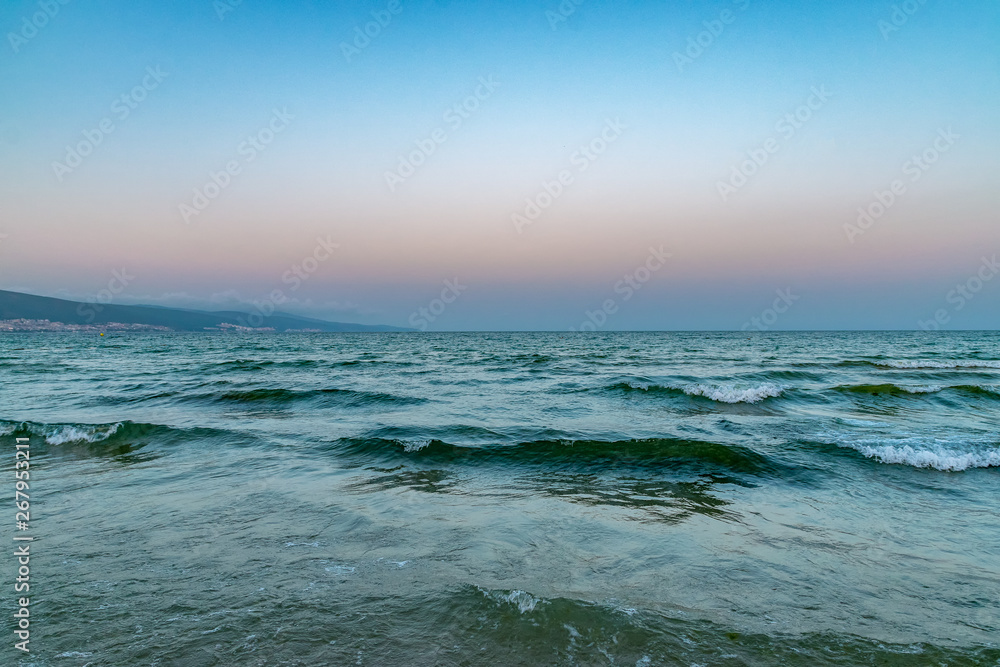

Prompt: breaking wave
xmin=820 ymin=431 xmax=1000 ymax=471
xmin=0 ymin=418 xmax=237 ymax=449
xmin=607 ymin=381 xmax=784 ymax=404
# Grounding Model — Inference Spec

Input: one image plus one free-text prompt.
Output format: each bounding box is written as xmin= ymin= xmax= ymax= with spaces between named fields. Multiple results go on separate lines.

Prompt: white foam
xmin=682 ymin=383 xmax=784 ymax=404
xmin=2 ymin=421 xmax=125 ymax=445
xmin=875 ymin=360 xmax=1000 ymax=369
xmin=847 ymin=442 xmax=1000 ymax=471
xmin=903 ymin=384 xmax=1000 ymax=394
xmin=325 ymin=565 xmax=356 ymax=575
xmin=479 ymin=587 xmax=543 ymax=613
xmin=821 ymin=422 xmax=1000 ymax=470
xmin=401 ymin=439 xmax=432 ymax=452
xmin=621 ymin=380 xmax=652 ymax=390
xmin=42 ymin=422 xmax=124 ymax=445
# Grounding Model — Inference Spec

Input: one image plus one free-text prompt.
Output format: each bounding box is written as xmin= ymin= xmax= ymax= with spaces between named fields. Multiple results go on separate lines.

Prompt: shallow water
xmin=2 ymin=331 xmax=999 ymax=665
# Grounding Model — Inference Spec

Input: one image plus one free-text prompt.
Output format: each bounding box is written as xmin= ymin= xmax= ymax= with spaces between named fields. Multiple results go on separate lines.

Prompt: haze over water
xmin=2 ymin=0 xmax=999 ymax=329
xmin=3 ymin=331 xmax=998 ymax=665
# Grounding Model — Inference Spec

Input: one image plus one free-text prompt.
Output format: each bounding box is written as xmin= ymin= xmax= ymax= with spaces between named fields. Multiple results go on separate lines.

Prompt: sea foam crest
xmin=478 ymin=587 xmax=544 ymax=613
xmin=682 ymin=383 xmax=784 ymax=404
xmin=874 ymin=360 xmax=1000 ymax=369
xmin=0 ymin=420 xmax=125 ymax=445
xmin=902 ymin=385 xmax=944 ymax=393
xmin=848 ymin=443 xmax=1000 ymax=471
xmin=401 ymin=439 xmax=432 ymax=453
xmin=823 ymin=419 xmax=1000 ymax=470
xmin=908 ymin=384 xmax=996 ymax=395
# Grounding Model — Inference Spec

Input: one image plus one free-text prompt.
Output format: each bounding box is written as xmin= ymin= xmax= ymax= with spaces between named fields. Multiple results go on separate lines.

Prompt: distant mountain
xmin=0 ymin=290 xmax=412 ymax=332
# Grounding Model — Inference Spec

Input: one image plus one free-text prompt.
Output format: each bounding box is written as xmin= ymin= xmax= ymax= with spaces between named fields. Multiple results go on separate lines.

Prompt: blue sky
xmin=1 ymin=0 xmax=998 ymax=329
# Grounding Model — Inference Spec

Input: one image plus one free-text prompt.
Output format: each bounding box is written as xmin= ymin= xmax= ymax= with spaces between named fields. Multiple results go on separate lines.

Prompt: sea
xmin=1 ymin=331 xmax=998 ymax=666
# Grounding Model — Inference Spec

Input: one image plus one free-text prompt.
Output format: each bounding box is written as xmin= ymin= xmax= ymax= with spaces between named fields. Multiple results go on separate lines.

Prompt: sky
xmin=0 ymin=0 xmax=998 ymax=330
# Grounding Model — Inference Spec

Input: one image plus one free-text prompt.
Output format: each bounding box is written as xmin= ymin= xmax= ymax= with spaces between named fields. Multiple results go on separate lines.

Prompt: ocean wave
xmin=606 ymin=381 xmax=686 ymax=397
xmin=477 ymin=587 xmax=545 ymax=614
xmin=411 ymin=586 xmax=996 ymax=666
xmin=0 ymin=418 xmax=234 ymax=449
xmin=608 ymin=381 xmax=784 ymax=404
xmin=818 ymin=430 xmax=1000 ymax=471
xmin=350 ymin=424 xmax=510 ymax=447
xmin=840 ymin=360 xmax=1000 ymax=370
xmin=401 ymin=439 xmax=433 ymax=452
xmin=682 ymin=383 xmax=784 ymax=403
xmin=833 ymin=383 xmax=1000 ymax=398
xmin=845 ymin=441 xmax=1000 ymax=471
xmin=195 ymin=387 xmax=427 ymax=407
xmin=208 ymin=358 xmax=416 ymax=370
xmin=0 ymin=420 xmax=127 ymax=444
xmin=330 ymin=436 xmax=784 ymax=477
xmin=207 ymin=359 xmax=277 ymax=371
